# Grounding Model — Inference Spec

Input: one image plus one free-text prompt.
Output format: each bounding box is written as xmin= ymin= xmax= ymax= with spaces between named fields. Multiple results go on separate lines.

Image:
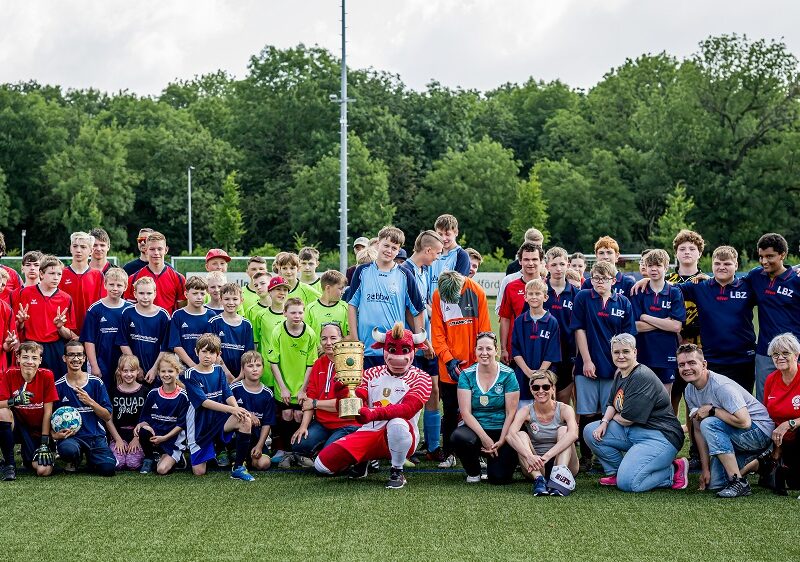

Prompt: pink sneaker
xmin=671 ymin=458 xmax=688 ymax=490
xmin=599 ymin=475 xmax=617 ymax=486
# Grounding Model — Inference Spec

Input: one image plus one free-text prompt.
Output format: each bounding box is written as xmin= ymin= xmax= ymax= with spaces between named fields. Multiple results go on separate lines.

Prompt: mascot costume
xmin=314 ymin=323 xmax=432 ymax=489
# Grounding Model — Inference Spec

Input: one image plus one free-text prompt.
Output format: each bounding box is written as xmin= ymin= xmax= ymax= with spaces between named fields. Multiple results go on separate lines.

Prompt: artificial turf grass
xmin=2 ymin=467 xmax=796 ymax=562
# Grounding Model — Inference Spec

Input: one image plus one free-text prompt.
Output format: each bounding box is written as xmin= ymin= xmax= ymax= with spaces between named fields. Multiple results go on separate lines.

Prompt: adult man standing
xmin=498 ymin=242 xmax=544 ymax=364
xmin=122 ymin=228 xmax=154 ymax=276
xmin=678 ymin=344 xmax=774 ymax=498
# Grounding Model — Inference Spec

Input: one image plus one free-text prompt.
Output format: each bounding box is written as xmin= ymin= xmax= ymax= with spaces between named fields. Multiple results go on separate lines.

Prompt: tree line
xmin=0 ymin=34 xmax=798 ymax=259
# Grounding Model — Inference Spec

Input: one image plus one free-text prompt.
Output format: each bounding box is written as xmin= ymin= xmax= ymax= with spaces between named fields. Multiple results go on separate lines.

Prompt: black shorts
xmin=414 ymin=356 xmax=439 ymax=377
xmin=12 ymin=414 xmax=40 ymax=465
xmin=554 ymin=362 xmax=574 ymax=392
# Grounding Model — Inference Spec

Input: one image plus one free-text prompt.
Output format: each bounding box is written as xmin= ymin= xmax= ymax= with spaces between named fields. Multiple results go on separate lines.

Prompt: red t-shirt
xmin=0 ymin=265 xmax=21 ymax=307
xmin=0 ymin=300 xmax=12 ymax=372
xmin=59 ymin=266 xmax=106 ymax=334
xmin=305 ymin=355 xmax=359 ymax=429
xmin=126 ymin=265 xmax=186 ymax=314
xmin=0 ymin=367 xmax=59 ymax=431
xmin=14 ymin=285 xmax=77 ymax=343
xmin=764 ymin=369 xmax=800 ymax=428
xmin=499 ymin=277 xmax=529 ymax=351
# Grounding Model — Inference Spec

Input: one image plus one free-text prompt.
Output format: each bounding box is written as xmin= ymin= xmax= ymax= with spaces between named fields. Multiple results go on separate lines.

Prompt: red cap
xmin=268 ymin=276 xmax=290 ymax=291
xmin=205 ymin=249 xmax=231 ymax=263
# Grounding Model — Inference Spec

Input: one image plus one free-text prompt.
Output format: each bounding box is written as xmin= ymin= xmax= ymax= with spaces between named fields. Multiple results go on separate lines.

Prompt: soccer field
xmin=2 ymin=466 xmax=796 ymax=561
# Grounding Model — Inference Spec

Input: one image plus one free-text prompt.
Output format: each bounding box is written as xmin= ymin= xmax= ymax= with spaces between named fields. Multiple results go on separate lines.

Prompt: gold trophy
xmin=333 ymin=341 xmax=365 ymax=418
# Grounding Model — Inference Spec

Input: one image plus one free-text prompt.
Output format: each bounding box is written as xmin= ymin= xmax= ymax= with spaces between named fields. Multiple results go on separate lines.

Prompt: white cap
xmin=547 ymin=465 xmax=575 ymax=496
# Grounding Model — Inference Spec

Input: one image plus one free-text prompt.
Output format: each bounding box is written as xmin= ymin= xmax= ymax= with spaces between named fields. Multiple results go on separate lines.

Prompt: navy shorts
xmin=414 ymin=355 xmax=439 ymax=377
xmin=650 ymin=367 xmax=676 ymax=384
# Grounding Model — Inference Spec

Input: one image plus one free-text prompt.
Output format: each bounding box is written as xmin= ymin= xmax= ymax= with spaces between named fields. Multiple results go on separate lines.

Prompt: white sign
xmin=187 ymin=272 xmax=250 ymax=286
xmin=472 ymin=272 xmax=505 ymax=297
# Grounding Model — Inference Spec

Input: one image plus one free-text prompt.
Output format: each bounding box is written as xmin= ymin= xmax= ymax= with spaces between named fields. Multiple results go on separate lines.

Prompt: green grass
xmin=2 ymin=466 xmax=797 ymax=561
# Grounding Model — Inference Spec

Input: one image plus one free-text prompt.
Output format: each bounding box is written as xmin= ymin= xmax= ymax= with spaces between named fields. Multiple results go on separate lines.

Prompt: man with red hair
xmin=315 ymin=323 xmax=432 ymax=489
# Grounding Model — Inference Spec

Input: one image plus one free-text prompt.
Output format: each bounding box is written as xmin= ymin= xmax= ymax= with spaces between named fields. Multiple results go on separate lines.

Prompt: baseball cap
xmin=547 ymin=465 xmax=576 ymax=496
xmin=268 ymin=276 xmax=290 ymax=292
xmin=205 ymin=249 xmax=231 ymax=263
xmin=353 ymin=237 xmax=369 ymax=249
xmin=396 ymin=249 xmax=408 ymax=260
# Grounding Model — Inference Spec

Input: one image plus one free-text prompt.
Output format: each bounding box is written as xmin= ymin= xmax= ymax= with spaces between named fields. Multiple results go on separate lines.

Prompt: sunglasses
xmin=531 ymin=384 xmax=551 ymax=391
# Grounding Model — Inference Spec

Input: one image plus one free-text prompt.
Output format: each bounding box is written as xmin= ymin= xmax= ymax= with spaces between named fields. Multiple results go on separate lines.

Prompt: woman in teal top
xmin=452 ymin=332 xmax=520 ymax=484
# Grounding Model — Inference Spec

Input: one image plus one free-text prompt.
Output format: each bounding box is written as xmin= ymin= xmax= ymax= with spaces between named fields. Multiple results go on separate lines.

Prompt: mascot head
xmin=371 ymin=322 xmax=427 ymax=375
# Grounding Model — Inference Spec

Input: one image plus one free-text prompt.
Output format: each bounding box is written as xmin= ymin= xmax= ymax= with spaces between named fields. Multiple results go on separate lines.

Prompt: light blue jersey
xmin=345 ymin=262 xmax=423 ymax=356
xmin=430 ymin=245 xmax=471 ymax=294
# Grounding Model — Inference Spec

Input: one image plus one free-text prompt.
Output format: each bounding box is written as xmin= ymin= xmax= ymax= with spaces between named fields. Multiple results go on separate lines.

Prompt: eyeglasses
xmin=137 ymin=237 xmax=148 ymax=243
xmin=591 ymin=277 xmax=613 ymax=283
xmin=65 ymin=352 xmax=85 ymax=359
xmin=771 ymin=351 xmax=795 ymax=359
xmin=531 ymin=384 xmax=552 ymax=391
xmin=477 ymin=331 xmax=496 ymax=340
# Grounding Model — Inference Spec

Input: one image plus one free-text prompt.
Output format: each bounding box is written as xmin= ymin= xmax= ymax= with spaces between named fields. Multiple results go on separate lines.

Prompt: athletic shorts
xmin=190 ymin=421 xmax=234 ymax=466
xmin=554 ymin=361 xmax=574 ymax=392
xmin=650 ymin=367 xmax=676 ymax=384
xmin=414 ymin=355 xmax=439 ymax=377
xmin=12 ymin=413 xmax=40 ymax=465
xmin=574 ymin=375 xmax=614 ymax=415
xmin=332 ymin=423 xmax=417 ymax=464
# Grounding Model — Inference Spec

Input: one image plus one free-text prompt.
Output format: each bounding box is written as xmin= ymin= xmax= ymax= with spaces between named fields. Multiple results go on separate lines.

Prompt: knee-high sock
xmin=423 ymin=410 xmax=441 ymax=452
xmin=386 ymin=420 xmax=413 ymax=469
xmin=235 ymin=431 xmax=251 ymax=468
xmin=139 ymin=427 xmax=155 ymax=459
xmin=0 ymin=422 xmax=15 ymax=467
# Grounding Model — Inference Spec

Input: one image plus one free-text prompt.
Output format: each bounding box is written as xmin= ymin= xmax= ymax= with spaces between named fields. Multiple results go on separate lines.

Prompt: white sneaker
xmin=438 ymin=454 xmax=457 ymax=468
xmin=466 ymin=475 xmax=481 ymax=484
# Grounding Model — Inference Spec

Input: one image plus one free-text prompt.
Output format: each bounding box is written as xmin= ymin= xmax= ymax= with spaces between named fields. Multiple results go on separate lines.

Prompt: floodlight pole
xmin=338 ymin=0 xmax=349 ymax=274
xmin=187 ymin=166 xmax=195 ymax=254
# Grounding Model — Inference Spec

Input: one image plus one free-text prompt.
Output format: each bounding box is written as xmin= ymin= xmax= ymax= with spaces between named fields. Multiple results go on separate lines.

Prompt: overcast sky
xmin=2 ymin=1 xmax=799 ymax=96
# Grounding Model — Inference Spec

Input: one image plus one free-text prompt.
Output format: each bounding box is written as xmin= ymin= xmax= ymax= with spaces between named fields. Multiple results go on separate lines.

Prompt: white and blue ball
xmin=51 ymin=406 xmax=82 ymax=433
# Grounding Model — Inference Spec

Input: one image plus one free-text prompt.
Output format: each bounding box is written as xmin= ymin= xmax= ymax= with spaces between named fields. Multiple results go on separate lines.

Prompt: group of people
xmin=0 ymin=218 xmax=797 ymax=497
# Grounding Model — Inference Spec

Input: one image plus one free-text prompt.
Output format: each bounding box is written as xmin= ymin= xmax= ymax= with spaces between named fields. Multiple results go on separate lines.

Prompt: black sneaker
xmin=716 ymin=476 xmax=752 ymax=498
xmin=347 ymin=462 xmax=369 ymax=479
xmin=139 ymin=458 xmax=154 ymax=475
xmin=688 ymin=456 xmax=702 ymax=473
xmin=386 ymin=467 xmax=406 ymax=489
xmin=2 ymin=464 xmax=16 ymax=481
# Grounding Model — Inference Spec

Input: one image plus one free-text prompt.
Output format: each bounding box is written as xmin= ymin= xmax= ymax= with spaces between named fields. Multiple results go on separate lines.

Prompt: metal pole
xmin=187 ymin=166 xmax=194 ymax=254
xmin=21 ymin=230 xmax=26 ymax=256
xmin=338 ymin=0 xmax=348 ymax=274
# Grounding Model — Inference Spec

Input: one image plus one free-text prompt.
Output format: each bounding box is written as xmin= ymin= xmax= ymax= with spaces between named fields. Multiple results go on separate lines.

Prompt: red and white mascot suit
xmin=314 ymin=323 xmax=432 ymax=480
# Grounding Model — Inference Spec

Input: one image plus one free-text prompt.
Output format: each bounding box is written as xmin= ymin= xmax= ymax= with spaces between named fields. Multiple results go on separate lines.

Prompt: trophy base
xmin=338 ymin=397 xmax=361 ymax=418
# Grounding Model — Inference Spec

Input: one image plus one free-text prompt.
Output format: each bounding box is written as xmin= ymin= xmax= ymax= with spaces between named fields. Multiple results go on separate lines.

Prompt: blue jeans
xmin=292 ymin=422 xmax=358 ymax=457
xmin=699 ymin=416 xmax=773 ymax=489
xmin=57 ymin=434 xmax=116 ymax=476
xmin=584 ymin=421 xmax=678 ymax=492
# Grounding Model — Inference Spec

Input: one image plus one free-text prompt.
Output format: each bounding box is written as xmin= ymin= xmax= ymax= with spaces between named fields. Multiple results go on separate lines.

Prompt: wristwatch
xmin=312 ymin=399 xmax=318 ymax=410
xmin=708 ymin=406 xmax=716 ymax=418
xmin=789 ymin=419 xmax=797 ymax=430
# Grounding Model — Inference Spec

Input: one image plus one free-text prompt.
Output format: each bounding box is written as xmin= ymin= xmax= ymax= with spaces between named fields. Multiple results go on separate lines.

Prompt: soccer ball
xmin=51 ymin=406 xmax=82 ymax=433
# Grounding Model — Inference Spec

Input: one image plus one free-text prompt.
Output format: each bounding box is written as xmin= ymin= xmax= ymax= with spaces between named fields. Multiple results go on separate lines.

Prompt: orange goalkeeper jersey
xmin=431 ymin=277 xmax=491 ymax=383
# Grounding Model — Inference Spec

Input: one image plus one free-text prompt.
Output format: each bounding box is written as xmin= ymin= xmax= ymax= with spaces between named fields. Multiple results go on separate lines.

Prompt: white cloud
xmin=0 ymin=0 xmax=798 ymax=96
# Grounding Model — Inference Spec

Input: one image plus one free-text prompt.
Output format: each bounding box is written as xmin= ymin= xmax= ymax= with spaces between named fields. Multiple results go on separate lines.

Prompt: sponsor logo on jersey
xmin=152 ymin=403 xmax=158 ymax=410
xmin=382 ymin=388 xmax=392 ymax=398
xmin=237 ymin=398 xmax=244 ymax=404
xmin=777 ymin=286 xmax=794 ymax=298
xmin=64 ymin=279 xmax=72 ymax=285
xmin=30 ymin=299 xmax=38 ymax=305
xmin=793 ymin=395 xmax=800 ymax=410
xmin=62 ymin=396 xmax=69 ymax=402
xmin=365 ymin=292 xmax=390 ymax=303
xmin=130 ymin=322 xmax=136 ymax=327
xmin=182 ymin=322 xmax=189 ymax=328
xmin=100 ymin=317 xmax=107 ymax=322
xmin=218 ymin=331 xmax=224 ymax=337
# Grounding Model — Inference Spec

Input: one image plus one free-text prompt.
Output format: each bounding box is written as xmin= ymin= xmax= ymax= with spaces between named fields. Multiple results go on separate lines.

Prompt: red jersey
xmin=764 ymin=369 xmax=800 ymax=427
xmin=59 ymin=266 xmax=105 ymax=334
xmin=499 ymin=277 xmax=530 ymax=352
xmin=0 ymin=264 xmax=21 ymax=306
xmin=0 ymin=300 xmax=12 ymax=372
xmin=126 ymin=265 xmax=186 ymax=314
xmin=0 ymin=367 xmax=59 ymax=431
xmin=14 ymin=285 xmax=76 ymax=343
xmin=305 ymin=355 xmax=360 ymax=430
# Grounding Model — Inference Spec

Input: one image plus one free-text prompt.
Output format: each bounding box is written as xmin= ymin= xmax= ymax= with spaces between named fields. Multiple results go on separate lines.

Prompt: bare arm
xmin=639 ymin=314 xmax=682 ymax=333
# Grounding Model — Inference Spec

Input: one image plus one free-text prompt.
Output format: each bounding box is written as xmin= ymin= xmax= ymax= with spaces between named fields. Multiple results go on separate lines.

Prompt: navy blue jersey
xmin=745 ymin=267 xmax=800 ymax=355
xmin=345 ymin=262 xmax=423 ymax=356
xmin=80 ymin=300 xmax=133 ymax=386
xmin=569 ymin=289 xmax=636 ymax=379
xmin=230 ymin=381 xmax=276 ymax=426
xmin=168 ymin=308 xmax=216 ymax=364
xmin=180 ymin=365 xmax=233 ymax=452
xmin=582 ymin=271 xmax=636 ymax=299
xmin=207 ymin=315 xmax=255 ymax=377
xmin=55 ymin=374 xmax=113 ymax=439
xmin=511 ymin=311 xmax=561 ymax=401
xmin=678 ymin=277 xmax=756 ymax=363
xmin=545 ymin=281 xmax=578 ymax=356
xmin=115 ymin=306 xmax=170 ymax=373
xmin=139 ymin=387 xmax=189 ymax=454
xmin=630 ymin=282 xmax=686 ymax=369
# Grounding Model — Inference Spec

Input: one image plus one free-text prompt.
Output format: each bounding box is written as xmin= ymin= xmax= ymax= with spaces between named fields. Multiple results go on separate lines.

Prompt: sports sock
xmin=235 ymin=431 xmax=251 ymax=468
xmin=0 ymin=422 xmax=15 ymax=467
xmin=423 ymin=410 xmax=441 ymax=451
xmin=386 ymin=421 xmax=413 ymax=469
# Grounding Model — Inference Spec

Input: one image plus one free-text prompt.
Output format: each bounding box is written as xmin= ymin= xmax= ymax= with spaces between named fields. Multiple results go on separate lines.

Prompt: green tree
xmin=289 ymin=134 xmax=394 ymax=248
xmin=212 ymin=171 xmax=246 ymax=253
xmin=42 ymin=123 xmax=139 ymax=246
xmin=509 ymin=170 xmax=549 ymax=246
xmin=651 ymin=183 xmax=696 ymax=249
xmin=416 ymin=137 xmax=521 ymax=252
xmin=0 ymin=168 xmax=9 ymax=229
